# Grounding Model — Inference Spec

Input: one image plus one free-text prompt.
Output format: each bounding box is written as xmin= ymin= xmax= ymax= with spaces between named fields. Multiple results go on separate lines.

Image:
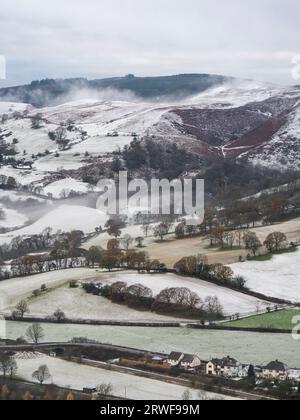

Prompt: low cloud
xmin=0 ymin=0 xmax=299 ymax=86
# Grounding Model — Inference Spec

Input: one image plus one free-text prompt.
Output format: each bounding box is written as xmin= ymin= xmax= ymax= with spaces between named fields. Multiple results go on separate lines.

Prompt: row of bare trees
xmin=83 ymin=281 xmax=224 ymax=320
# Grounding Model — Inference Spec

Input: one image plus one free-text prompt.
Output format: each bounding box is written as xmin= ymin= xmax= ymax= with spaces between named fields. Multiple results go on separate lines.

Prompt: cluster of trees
xmin=174 ymin=255 xmax=246 ymax=290
xmin=48 ymin=121 xmax=87 ymax=151
xmin=0 ymin=353 xmax=18 ymax=379
xmin=0 ymin=229 xmax=86 ymax=279
xmin=0 ymin=135 xmax=17 ymax=162
xmin=105 ymin=217 xmax=174 ymax=243
xmin=243 ymin=231 xmax=290 ymax=257
xmin=30 ymin=113 xmax=44 ymax=129
xmin=83 ymin=281 xmax=223 ymax=320
xmin=86 ymin=241 xmax=166 ymax=273
xmin=121 ymin=138 xmax=199 ymax=179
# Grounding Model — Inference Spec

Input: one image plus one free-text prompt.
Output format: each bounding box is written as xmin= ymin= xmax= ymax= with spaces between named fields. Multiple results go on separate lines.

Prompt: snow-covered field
xmin=0 ymin=102 xmax=30 ymax=115
xmin=85 ymin=223 xmax=156 ymax=249
xmin=0 ymin=190 xmax=48 ymax=204
xmin=96 ymin=273 xmax=270 ymax=316
xmin=41 ymin=99 xmax=169 ymax=137
xmin=27 ymin=284 xmax=188 ymax=322
xmin=184 ymin=80 xmax=285 ymax=109
xmin=42 ymin=178 xmax=91 ymax=198
xmin=0 ymin=268 xmax=103 ymax=311
xmin=231 ymin=249 xmax=300 ymax=303
xmin=6 ymin=322 xmax=300 ymax=367
xmin=0 ymin=206 xmax=28 ymax=229
xmin=67 ymin=135 xmax=133 ymax=155
xmin=15 ymin=354 xmax=231 ymax=400
xmin=0 ymin=205 xmax=108 ymax=245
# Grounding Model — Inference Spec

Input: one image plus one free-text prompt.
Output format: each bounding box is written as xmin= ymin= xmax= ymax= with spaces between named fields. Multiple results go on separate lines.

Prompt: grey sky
xmin=0 ymin=0 xmax=299 ymax=87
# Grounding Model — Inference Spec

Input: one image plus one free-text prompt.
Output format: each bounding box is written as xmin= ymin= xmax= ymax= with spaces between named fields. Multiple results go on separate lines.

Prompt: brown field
xmin=146 ymin=217 xmax=300 ymax=268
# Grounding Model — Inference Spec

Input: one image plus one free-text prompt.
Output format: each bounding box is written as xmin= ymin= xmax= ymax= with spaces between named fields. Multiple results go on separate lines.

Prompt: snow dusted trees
xmin=30 ymin=113 xmax=43 ymax=129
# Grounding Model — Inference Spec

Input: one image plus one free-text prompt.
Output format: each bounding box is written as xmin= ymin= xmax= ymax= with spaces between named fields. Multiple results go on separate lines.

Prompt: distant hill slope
xmin=0 ymin=74 xmax=229 ymax=107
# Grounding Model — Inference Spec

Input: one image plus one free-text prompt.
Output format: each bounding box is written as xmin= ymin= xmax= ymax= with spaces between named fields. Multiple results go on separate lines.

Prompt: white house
xmin=206 ymin=356 xmax=246 ymax=378
xmin=180 ymin=354 xmax=201 ymax=370
xmin=262 ymin=361 xmax=289 ymax=381
xmin=288 ymin=369 xmax=300 ymax=382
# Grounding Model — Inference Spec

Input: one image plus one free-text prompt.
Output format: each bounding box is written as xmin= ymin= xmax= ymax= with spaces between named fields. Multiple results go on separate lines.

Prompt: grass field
xmin=224 ymin=309 xmax=300 ymax=330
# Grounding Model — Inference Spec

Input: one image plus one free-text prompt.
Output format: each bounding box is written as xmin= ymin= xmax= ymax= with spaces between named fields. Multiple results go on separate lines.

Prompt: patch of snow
xmin=0 ymin=205 xmax=108 ymax=243
xmin=0 ymin=268 xmax=103 ymax=311
xmin=97 ymin=273 xmax=270 ymax=316
xmin=0 ymin=102 xmax=30 ymax=115
xmin=27 ymin=284 xmax=189 ymax=322
xmin=184 ymin=80 xmax=285 ymax=109
xmin=231 ymin=249 xmax=300 ymax=302
xmin=16 ymin=355 xmax=234 ymax=400
xmin=0 ymin=206 xmax=28 ymax=228
xmin=42 ymin=178 xmax=91 ymax=198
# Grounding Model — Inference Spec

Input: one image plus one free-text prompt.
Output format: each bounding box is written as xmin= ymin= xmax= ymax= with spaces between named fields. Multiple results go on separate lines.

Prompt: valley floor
xmin=5 ymin=322 xmax=300 ymax=367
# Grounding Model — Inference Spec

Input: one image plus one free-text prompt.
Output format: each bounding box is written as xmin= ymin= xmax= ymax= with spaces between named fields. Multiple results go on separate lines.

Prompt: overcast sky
xmin=0 ymin=0 xmax=299 ymax=87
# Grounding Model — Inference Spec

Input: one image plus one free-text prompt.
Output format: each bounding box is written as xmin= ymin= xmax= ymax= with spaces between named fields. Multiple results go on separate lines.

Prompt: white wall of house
xmin=181 ymin=357 xmax=201 ymax=369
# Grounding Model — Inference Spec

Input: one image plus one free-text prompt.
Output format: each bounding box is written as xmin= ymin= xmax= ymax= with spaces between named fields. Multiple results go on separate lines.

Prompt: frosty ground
xmin=14 ymin=353 xmax=234 ymax=400
xmin=95 ymin=272 xmax=270 ymax=316
xmin=231 ymin=248 xmax=300 ymax=303
xmin=0 ymin=269 xmax=270 ymax=318
xmin=0 ymin=204 xmax=108 ymax=245
xmin=85 ymin=217 xmax=300 ymax=267
xmin=26 ymin=284 xmax=190 ymax=322
xmin=0 ymin=268 xmax=104 ymax=311
xmin=6 ymin=322 xmax=300 ymax=367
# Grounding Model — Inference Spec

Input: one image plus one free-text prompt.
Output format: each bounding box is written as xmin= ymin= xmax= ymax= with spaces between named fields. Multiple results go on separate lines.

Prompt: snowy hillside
xmin=0 ymin=205 xmax=108 ymax=243
xmin=0 ymin=79 xmax=298 ymax=252
xmin=0 ymin=78 xmax=299 ymax=202
xmin=0 ymin=101 xmax=30 ymax=115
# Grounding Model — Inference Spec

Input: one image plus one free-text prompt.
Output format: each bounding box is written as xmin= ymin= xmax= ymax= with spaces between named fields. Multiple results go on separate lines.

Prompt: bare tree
xmin=53 ymin=308 xmax=66 ymax=321
xmin=153 ymin=223 xmax=171 ymax=241
xmin=182 ymin=389 xmax=192 ymax=400
xmin=243 ymin=231 xmax=262 ymax=256
xmin=26 ymin=323 xmax=45 ymax=344
xmin=15 ymin=300 xmax=29 ymax=319
xmin=142 ymin=224 xmax=151 ymax=238
xmin=96 ymin=383 xmax=113 ymax=398
xmin=0 ymin=354 xmax=18 ymax=378
xmin=32 ymin=365 xmax=51 ymax=384
xmin=121 ymin=234 xmax=133 ymax=251
xmin=264 ymin=232 xmax=287 ymax=253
